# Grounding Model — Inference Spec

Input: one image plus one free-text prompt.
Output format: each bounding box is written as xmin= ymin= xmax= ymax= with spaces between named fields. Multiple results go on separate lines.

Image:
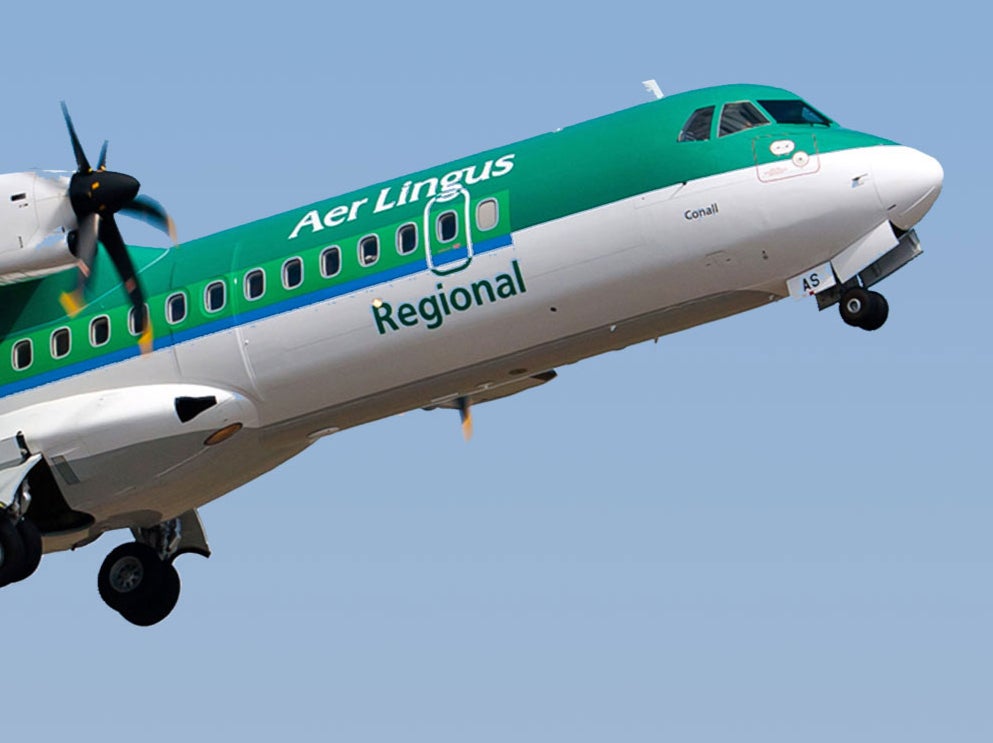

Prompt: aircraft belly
xmin=41 ymin=429 xmax=307 ymax=552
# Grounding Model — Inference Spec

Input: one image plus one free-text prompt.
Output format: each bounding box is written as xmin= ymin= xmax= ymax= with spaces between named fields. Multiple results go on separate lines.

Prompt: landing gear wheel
xmin=839 ymin=287 xmax=889 ymax=331
xmin=0 ymin=518 xmax=26 ymax=588
xmin=860 ymin=291 xmax=889 ymax=331
xmin=118 ymin=561 xmax=181 ymax=627
xmin=98 ymin=542 xmax=183 ymax=626
xmin=5 ymin=519 xmax=42 ymax=584
xmin=97 ymin=542 xmax=164 ymax=614
xmin=839 ymin=287 xmax=872 ymax=327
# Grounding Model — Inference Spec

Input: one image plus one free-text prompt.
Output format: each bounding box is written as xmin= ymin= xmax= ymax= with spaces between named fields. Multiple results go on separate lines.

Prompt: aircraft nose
xmin=872 ymin=145 xmax=944 ymax=231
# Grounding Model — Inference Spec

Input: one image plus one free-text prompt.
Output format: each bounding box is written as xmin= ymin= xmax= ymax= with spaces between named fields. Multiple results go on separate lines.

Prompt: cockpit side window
xmin=758 ymin=99 xmax=831 ymax=126
xmin=718 ymin=102 xmax=769 ymax=137
xmin=677 ymin=106 xmax=715 ymax=142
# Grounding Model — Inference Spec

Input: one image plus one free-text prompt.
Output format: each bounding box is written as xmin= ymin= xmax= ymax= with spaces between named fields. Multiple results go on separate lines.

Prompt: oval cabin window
xmin=283 ymin=257 xmax=303 ymax=289
xmin=397 ymin=223 xmax=417 ymax=255
xmin=359 ymin=235 xmax=379 ymax=267
xmin=51 ymin=328 xmax=71 ymax=359
xmin=476 ymin=199 xmax=498 ymax=231
xmin=321 ymin=246 xmax=341 ymax=278
xmin=90 ymin=315 xmax=110 ymax=347
xmin=12 ymin=339 xmax=32 ymax=370
xmin=205 ymin=281 xmax=226 ymax=312
xmin=245 ymin=269 xmax=265 ymax=301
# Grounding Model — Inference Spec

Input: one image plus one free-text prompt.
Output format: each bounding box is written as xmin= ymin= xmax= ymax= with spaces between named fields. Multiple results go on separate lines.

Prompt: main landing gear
xmin=838 ymin=286 xmax=889 ymax=331
xmin=0 ymin=517 xmax=43 ymax=587
xmin=0 ymin=485 xmax=43 ymax=588
xmin=98 ymin=519 xmax=184 ymax=626
xmin=97 ymin=510 xmax=209 ymax=626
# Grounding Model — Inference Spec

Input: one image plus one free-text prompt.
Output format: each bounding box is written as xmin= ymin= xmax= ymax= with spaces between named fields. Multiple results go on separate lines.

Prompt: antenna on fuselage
xmin=642 ymin=79 xmax=664 ymax=100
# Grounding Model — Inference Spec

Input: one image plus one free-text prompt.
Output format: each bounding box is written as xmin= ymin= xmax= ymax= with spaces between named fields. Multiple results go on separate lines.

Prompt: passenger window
xmin=719 ymin=102 xmax=769 ymax=137
xmin=205 ymin=281 xmax=226 ymax=312
xmin=359 ymin=235 xmax=379 ymax=267
xmin=245 ymin=269 xmax=265 ymax=301
xmin=90 ymin=315 xmax=110 ymax=346
xmin=476 ymin=199 xmax=498 ymax=231
xmin=167 ymin=292 xmax=187 ymax=324
xmin=437 ymin=211 xmax=458 ymax=243
xmin=51 ymin=327 xmax=71 ymax=359
xmin=320 ymin=246 xmax=341 ymax=278
xmin=396 ymin=223 xmax=417 ymax=255
xmin=12 ymin=339 xmax=32 ymax=370
xmin=283 ymin=257 xmax=303 ymax=289
xmin=128 ymin=305 xmax=150 ymax=336
xmin=678 ymin=106 xmax=715 ymax=142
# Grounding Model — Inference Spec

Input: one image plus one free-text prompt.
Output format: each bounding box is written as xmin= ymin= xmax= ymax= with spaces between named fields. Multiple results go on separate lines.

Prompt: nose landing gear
xmin=839 ymin=287 xmax=889 ymax=331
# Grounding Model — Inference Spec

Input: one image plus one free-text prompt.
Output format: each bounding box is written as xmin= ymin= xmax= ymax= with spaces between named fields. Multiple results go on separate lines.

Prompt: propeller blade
xmin=60 ymin=102 xmax=91 ymax=174
xmin=59 ymin=213 xmax=99 ymax=317
xmin=74 ymin=212 xmax=100 ymax=281
xmin=97 ymin=140 xmax=108 ymax=171
xmin=99 ymin=216 xmax=153 ymax=353
xmin=121 ymin=195 xmax=177 ymax=243
xmin=457 ymin=396 xmax=473 ymax=441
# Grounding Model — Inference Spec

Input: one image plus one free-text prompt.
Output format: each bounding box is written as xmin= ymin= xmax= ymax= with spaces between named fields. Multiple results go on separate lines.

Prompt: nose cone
xmin=100 ymin=171 xmax=141 ymax=210
xmin=872 ymin=145 xmax=944 ymax=230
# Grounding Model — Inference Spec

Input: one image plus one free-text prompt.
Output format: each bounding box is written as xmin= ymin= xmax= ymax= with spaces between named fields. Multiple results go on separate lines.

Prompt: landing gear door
xmin=753 ymin=133 xmax=821 ymax=183
xmin=424 ymin=186 xmax=473 ymax=276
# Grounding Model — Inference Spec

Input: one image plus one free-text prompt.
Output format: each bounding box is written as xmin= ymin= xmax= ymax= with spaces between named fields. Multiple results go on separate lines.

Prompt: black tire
xmin=859 ymin=291 xmax=889 ymax=331
xmin=0 ymin=518 xmax=26 ymax=588
xmin=5 ymin=519 xmax=43 ymax=584
xmin=839 ymin=287 xmax=872 ymax=327
xmin=118 ymin=561 xmax=181 ymax=627
xmin=97 ymin=543 xmax=164 ymax=613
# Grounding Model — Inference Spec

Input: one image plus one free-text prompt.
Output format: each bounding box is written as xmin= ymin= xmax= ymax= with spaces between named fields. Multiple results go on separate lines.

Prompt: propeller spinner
xmin=58 ymin=102 xmax=176 ymax=353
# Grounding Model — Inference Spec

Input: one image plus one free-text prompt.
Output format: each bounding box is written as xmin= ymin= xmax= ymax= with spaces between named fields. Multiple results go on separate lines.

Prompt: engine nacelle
xmin=0 ymin=170 xmax=77 ymax=284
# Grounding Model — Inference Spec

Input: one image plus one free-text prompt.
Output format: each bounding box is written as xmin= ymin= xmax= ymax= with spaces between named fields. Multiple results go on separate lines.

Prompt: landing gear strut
xmin=839 ymin=287 xmax=889 ymax=331
xmin=98 ymin=519 xmax=183 ymax=626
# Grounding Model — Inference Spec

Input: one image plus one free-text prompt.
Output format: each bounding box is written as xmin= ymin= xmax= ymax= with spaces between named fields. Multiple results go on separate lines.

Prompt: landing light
xmin=204 ymin=423 xmax=243 ymax=446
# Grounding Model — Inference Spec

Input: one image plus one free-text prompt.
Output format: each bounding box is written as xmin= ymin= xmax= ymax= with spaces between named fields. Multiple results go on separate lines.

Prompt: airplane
xmin=0 ymin=83 xmax=942 ymax=625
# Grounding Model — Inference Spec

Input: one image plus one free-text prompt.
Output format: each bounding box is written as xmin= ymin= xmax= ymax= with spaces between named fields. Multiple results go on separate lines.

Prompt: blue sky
xmin=0 ymin=2 xmax=986 ymax=741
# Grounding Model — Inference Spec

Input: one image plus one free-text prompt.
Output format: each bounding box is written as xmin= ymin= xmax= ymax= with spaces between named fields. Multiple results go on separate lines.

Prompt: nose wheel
xmin=839 ymin=287 xmax=889 ymax=331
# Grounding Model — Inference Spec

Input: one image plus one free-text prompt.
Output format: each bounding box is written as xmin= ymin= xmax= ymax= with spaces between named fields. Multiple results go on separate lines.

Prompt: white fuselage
xmin=0 ymin=145 xmax=928 ymax=551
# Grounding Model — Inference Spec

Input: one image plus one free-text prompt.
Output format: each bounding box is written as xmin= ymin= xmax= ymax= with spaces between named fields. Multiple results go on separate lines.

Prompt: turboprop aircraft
xmin=0 ymin=83 xmax=942 ymax=625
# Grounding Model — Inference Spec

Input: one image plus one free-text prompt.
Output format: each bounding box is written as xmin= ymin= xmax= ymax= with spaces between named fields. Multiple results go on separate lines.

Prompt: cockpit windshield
xmin=677 ymin=106 xmax=715 ymax=142
xmin=758 ymin=99 xmax=831 ymax=126
xmin=718 ymin=102 xmax=768 ymax=137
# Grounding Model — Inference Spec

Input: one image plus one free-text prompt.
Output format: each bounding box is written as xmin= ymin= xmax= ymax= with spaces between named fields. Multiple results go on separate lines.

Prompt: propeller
xmin=57 ymin=102 xmax=176 ymax=353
